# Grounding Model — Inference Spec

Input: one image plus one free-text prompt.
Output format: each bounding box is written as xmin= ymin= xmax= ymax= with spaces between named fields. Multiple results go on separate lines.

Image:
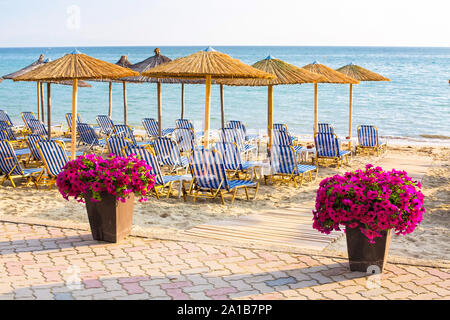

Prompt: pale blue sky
xmin=0 ymin=0 xmax=449 ymax=47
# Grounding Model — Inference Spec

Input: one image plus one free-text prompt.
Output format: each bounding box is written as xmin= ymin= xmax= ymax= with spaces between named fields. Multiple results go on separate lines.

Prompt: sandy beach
xmin=0 ymin=141 xmax=448 ymax=261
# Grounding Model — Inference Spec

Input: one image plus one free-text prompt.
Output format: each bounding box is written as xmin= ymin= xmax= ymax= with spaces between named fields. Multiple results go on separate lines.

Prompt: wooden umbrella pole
xmin=203 ymin=75 xmax=212 ymax=147
xmin=123 ymin=82 xmax=127 ymax=125
xmin=181 ymin=83 xmax=185 ymax=119
xmin=314 ymin=83 xmax=318 ymax=136
xmin=267 ymin=85 xmax=273 ymax=150
xmin=40 ymin=82 xmax=45 ymax=122
xmin=70 ymin=80 xmax=78 ymax=160
xmin=220 ymin=84 xmax=225 ymax=128
xmin=157 ymin=82 xmax=162 ymax=136
xmin=348 ymin=84 xmax=353 ymax=138
xmin=108 ymin=82 xmax=112 ymax=118
xmin=37 ymin=82 xmax=41 ymax=121
xmin=47 ymin=83 xmax=51 ymax=140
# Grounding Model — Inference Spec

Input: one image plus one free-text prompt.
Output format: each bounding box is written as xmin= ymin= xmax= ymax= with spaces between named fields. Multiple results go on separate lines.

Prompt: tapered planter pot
xmin=85 ymin=192 xmax=134 ymax=243
xmin=346 ymin=227 xmax=392 ymax=273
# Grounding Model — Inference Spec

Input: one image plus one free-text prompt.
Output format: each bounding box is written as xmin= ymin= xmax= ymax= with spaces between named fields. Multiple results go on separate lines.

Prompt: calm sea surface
xmin=0 ymin=46 xmax=449 ymax=141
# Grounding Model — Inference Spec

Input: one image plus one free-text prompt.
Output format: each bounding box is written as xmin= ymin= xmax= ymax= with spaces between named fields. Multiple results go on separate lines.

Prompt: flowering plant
xmin=56 ymin=154 xmax=155 ymax=203
xmin=313 ymin=164 xmax=425 ymax=243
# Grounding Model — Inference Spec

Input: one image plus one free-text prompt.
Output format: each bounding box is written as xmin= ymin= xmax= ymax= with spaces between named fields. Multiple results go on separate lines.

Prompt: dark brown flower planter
xmin=346 ymin=227 xmax=392 ymax=273
xmin=85 ymin=192 xmax=134 ymax=243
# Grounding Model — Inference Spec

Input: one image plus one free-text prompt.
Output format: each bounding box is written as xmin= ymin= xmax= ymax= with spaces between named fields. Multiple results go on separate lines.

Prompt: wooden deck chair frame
xmin=355 ymin=125 xmax=387 ymax=156
xmin=187 ymin=148 xmax=259 ymax=205
xmin=20 ymin=111 xmax=36 ymax=134
xmin=314 ymin=133 xmax=350 ymax=169
xmin=36 ymin=140 xmax=68 ymax=189
xmin=65 ymin=113 xmax=81 ymax=136
xmin=267 ymin=145 xmax=318 ymax=187
xmin=214 ymin=141 xmax=257 ymax=181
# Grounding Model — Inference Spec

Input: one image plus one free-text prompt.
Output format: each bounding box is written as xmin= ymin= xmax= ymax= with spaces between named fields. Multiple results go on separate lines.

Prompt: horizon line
xmin=0 ymin=44 xmax=449 ymax=49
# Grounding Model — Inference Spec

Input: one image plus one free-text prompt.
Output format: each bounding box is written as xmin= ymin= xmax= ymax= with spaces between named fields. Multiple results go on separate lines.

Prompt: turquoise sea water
xmin=0 ymin=46 xmax=449 ymax=140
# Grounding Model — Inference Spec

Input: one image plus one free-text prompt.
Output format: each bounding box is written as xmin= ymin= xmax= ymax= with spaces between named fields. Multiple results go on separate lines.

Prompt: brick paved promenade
xmin=0 ymin=221 xmax=449 ymax=300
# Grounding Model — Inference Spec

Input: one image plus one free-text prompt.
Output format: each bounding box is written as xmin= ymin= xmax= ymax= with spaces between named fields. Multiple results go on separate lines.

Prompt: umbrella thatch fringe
xmin=142 ymin=50 xmax=275 ymax=80
xmin=3 ymin=54 xmax=91 ymax=87
xmin=123 ymin=49 xmax=207 ymax=84
xmin=2 ymin=54 xmax=46 ymax=79
xmin=217 ymin=57 xmax=325 ymax=86
xmin=14 ymin=53 xmax=138 ymax=82
xmin=302 ymin=62 xmax=359 ymax=84
xmin=336 ymin=64 xmax=390 ymax=81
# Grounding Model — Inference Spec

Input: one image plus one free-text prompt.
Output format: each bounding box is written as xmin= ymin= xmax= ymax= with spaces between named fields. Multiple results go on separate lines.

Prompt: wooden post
xmin=181 ymin=83 xmax=185 ymax=119
xmin=70 ymin=80 xmax=78 ymax=160
xmin=123 ymin=82 xmax=127 ymax=125
xmin=220 ymin=84 xmax=225 ymax=128
xmin=203 ymin=75 xmax=212 ymax=147
xmin=40 ymin=82 xmax=45 ymax=122
xmin=314 ymin=83 xmax=318 ymax=136
xmin=267 ymin=85 xmax=273 ymax=150
xmin=108 ymin=82 xmax=112 ymax=118
xmin=157 ymin=82 xmax=162 ymax=136
xmin=47 ymin=83 xmax=51 ymax=140
xmin=348 ymin=84 xmax=353 ymax=138
xmin=37 ymin=82 xmax=41 ymax=121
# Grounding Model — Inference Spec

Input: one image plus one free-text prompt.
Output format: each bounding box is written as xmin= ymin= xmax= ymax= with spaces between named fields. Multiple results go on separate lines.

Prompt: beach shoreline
xmin=1 ymin=143 xmax=448 ymax=262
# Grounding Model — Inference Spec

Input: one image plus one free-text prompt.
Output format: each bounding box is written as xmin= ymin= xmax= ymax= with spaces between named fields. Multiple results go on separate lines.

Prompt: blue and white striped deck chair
xmin=314 ymin=132 xmax=350 ymax=168
xmin=21 ymin=111 xmax=36 ymax=132
xmin=188 ymin=148 xmax=259 ymax=205
xmin=123 ymin=145 xmax=187 ymax=200
xmin=28 ymin=119 xmax=47 ymax=135
xmin=219 ymin=128 xmax=256 ymax=158
xmin=37 ymin=140 xmax=69 ymax=188
xmin=153 ymin=137 xmax=189 ymax=173
xmin=142 ymin=118 xmax=174 ymax=139
xmin=28 ymin=119 xmax=71 ymax=143
xmin=96 ymin=115 xmax=115 ymax=136
xmin=176 ymin=119 xmax=203 ymax=138
xmin=77 ymin=123 xmax=106 ymax=152
xmin=0 ymin=110 xmax=22 ymax=130
xmin=113 ymin=124 xmax=149 ymax=147
xmin=0 ymin=128 xmax=30 ymax=158
xmin=65 ymin=113 xmax=81 ymax=134
xmin=214 ymin=141 xmax=262 ymax=179
xmin=356 ymin=125 xmax=387 ymax=155
xmin=269 ymin=144 xmax=317 ymax=187
xmin=25 ymin=134 xmax=46 ymax=162
xmin=272 ymin=129 xmax=304 ymax=154
xmin=173 ymin=128 xmax=196 ymax=154
xmin=176 ymin=118 xmax=194 ymax=129
xmin=0 ymin=121 xmax=22 ymax=144
xmin=0 ymin=140 xmax=43 ymax=188
xmin=106 ymin=136 xmax=132 ymax=156
xmin=2 ymin=127 xmax=24 ymax=145
xmin=0 ymin=110 xmax=12 ymax=127
xmin=318 ymin=123 xmax=335 ymax=134
xmin=227 ymin=120 xmax=259 ymax=142
xmin=273 ymin=123 xmax=298 ymax=143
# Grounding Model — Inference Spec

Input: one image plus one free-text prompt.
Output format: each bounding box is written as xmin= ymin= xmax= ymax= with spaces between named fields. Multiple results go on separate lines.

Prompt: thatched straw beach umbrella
xmin=217 ymin=55 xmax=325 ymax=148
xmin=302 ymin=61 xmax=359 ymax=135
xmin=14 ymin=50 xmax=138 ymax=159
xmin=2 ymin=54 xmax=90 ymax=122
xmin=142 ymin=47 xmax=275 ymax=146
xmin=122 ymin=48 xmax=205 ymax=136
xmin=336 ymin=63 xmax=390 ymax=138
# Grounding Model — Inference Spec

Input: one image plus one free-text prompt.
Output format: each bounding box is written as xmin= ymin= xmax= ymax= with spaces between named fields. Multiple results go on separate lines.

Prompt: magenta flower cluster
xmin=56 ymin=153 xmax=155 ymax=203
xmin=313 ymin=164 xmax=425 ymax=243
